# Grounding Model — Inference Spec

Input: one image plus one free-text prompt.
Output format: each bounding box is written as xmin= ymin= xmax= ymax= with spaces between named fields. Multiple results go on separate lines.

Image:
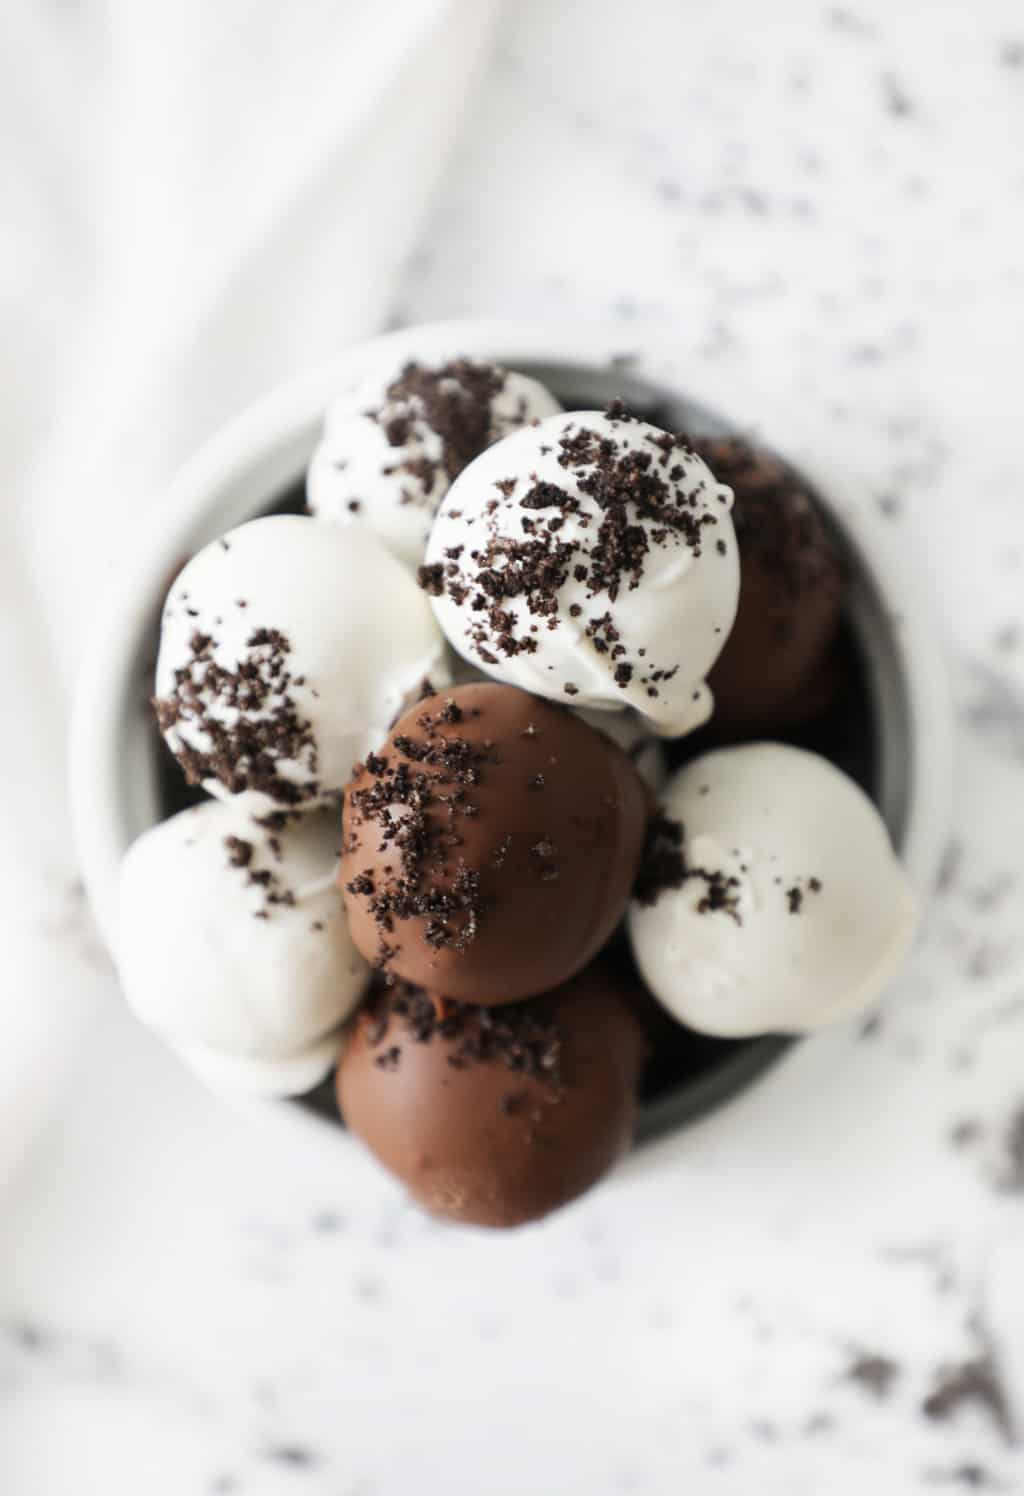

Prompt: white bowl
xmin=71 ymin=318 xmax=953 ymax=1136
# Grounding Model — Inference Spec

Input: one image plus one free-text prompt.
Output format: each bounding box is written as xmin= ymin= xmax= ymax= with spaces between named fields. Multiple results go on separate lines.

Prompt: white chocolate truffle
xmin=307 ymin=359 xmax=562 ymax=569
xmin=155 ymin=515 xmax=447 ymax=809
xmin=117 ymin=801 xmax=369 ymax=1094
xmin=422 ymin=410 xmax=739 ymax=737
xmin=629 ymin=744 xmax=917 ymax=1037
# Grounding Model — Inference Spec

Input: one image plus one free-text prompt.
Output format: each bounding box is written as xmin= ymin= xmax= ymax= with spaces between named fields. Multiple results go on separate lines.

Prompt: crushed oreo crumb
xmin=222 ymin=828 xmax=299 ymax=918
xmin=847 ymin=1352 xmax=900 ymax=1399
xmin=344 ymin=707 xmax=500 ymax=963
xmin=633 ymin=813 xmax=742 ymax=922
xmin=923 ymin=1351 xmax=1015 ymax=1444
xmin=154 ymin=627 xmax=319 ymax=804
xmin=361 ymin=980 xmax=565 ymax=1093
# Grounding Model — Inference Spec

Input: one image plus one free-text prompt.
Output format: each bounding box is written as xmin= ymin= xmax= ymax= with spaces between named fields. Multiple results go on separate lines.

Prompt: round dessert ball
xmin=118 ymin=800 xmax=369 ymax=1095
xmin=339 ymin=682 xmax=649 ymax=1003
xmin=693 ymin=436 xmax=846 ymax=730
xmin=154 ymin=515 xmax=447 ymax=811
xmin=307 ymin=359 xmax=562 ymax=569
xmin=628 ymin=744 xmax=917 ymax=1037
xmin=420 ymin=408 xmax=740 ymax=738
xmin=337 ymin=964 xmax=646 ymax=1228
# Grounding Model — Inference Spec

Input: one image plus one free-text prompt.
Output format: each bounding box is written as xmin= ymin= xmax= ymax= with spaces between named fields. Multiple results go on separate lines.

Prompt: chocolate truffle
xmin=694 ymin=436 xmax=845 ymax=730
xmin=336 ymin=964 xmax=646 ymax=1227
xmin=339 ymin=682 xmax=648 ymax=1003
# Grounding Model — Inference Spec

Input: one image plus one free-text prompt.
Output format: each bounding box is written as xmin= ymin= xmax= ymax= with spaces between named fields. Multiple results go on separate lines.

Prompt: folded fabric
xmin=0 ymin=0 xmax=502 ymax=1191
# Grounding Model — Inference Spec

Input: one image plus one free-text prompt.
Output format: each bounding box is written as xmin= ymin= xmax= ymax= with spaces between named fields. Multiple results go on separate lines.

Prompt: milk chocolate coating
xmin=336 ymin=964 xmax=646 ymax=1228
xmin=339 ymin=683 xmax=648 ymax=1002
xmin=696 ymin=436 xmax=845 ymax=730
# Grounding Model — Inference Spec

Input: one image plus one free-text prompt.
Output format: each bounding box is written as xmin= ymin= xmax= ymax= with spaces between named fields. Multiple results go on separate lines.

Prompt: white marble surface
xmin=4 ymin=1 xmax=1024 ymax=1492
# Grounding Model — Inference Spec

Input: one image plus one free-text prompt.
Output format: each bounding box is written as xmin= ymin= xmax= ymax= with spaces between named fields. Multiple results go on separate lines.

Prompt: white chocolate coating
xmin=155 ymin=515 xmax=447 ymax=809
xmin=628 ymin=744 xmax=917 ymax=1037
xmin=117 ymin=800 xmax=369 ymax=1094
xmin=424 ymin=411 xmax=739 ymax=737
xmin=308 ymin=362 xmax=561 ymax=569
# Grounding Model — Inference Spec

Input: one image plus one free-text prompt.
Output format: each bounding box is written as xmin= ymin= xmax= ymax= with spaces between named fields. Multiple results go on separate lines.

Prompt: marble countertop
xmin=3 ymin=2 xmax=1023 ymax=1492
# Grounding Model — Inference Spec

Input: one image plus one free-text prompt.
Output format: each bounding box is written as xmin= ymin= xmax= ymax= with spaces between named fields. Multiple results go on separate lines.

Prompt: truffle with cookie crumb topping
xmin=339 ymin=682 xmax=648 ymax=1002
xmin=337 ymin=962 xmax=646 ymax=1227
xmin=421 ymin=409 xmax=739 ymax=738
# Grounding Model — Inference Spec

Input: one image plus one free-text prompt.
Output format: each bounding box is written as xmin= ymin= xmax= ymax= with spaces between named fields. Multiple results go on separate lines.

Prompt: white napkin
xmin=0 ymin=0 xmax=502 ymax=1190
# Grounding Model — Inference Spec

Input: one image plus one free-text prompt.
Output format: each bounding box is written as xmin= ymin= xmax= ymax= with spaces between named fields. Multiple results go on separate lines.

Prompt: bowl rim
xmin=71 ymin=317 xmax=954 ymax=1108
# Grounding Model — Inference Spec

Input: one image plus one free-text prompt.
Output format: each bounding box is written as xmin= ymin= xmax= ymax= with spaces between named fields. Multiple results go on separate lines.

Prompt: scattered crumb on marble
xmin=825 ymin=6 xmax=878 ymax=38
xmin=859 ymin=1012 xmax=884 ymax=1040
xmin=876 ymin=492 xmax=904 ymax=518
xmin=804 ymin=1412 xmax=836 ymax=1437
xmin=997 ymin=39 xmax=1024 ymax=69
xmin=878 ymin=1242 xmax=958 ymax=1299
xmin=936 ymin=840 xmax=964 ymax=895
xmin=964 ymin=664 xmax=1024 ymax=760
xmin=351 ymin=1274 xmax=385 ymax=1304
xmin=969 ymin=875 xmax=1017 ymax=914
xmin=881 ymin=71 xmax=914 ymax=118
xmin=922 ymin=1318 xmax=1016 ymax=1446
xmin=925 ymin=1464 xmax=1004 ymax=1489
xmin=704 ymin=1446 xmax=734 ymax=1470
xmin=2 ymin=1319 xmax=54 ymax=1353
xmin=997 ymin=1106 xmax=1024 ymax=1194
xmin=655 ymin=179 xmax=683 ymax=204
xmin=965 ymin=941 xmax=1014 ymax=982
xmin=994 ymin=624 xmax=1019 ymax=654
xmin=208 ymin=1476 xmax=238 ymax=1495
xmin=748 ymin=1419 xmax=780 ymax=1443
xmin=949 ymin=1119 xmax=984 ymax=1149
xmin=263 ymin=1444 xmax=320 ymax=1469
xmin=311 ymin=1209 xmax=347 ymax=1234
xmin=846 ymin=1350 xmax=901 ymax=1399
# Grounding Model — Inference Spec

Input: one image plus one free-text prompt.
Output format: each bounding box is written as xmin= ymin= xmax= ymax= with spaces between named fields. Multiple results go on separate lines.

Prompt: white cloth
xmin=0 ymin=0 xmax=501 ymax=1190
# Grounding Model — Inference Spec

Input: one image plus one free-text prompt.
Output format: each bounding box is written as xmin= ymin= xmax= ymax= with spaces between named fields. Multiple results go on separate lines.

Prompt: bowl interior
xmin=134 ymin=358 xmax=908 ymax=1144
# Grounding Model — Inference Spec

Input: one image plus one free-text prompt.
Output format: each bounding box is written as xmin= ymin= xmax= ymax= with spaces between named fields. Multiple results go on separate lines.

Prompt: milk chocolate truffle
xmin=339 ymin=682 xmax=648 ymax=1002
xmin=336 ymin=965 xmax=646 ymax=1227
xmin=694 ymin=436 xmax=845 ymax=730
